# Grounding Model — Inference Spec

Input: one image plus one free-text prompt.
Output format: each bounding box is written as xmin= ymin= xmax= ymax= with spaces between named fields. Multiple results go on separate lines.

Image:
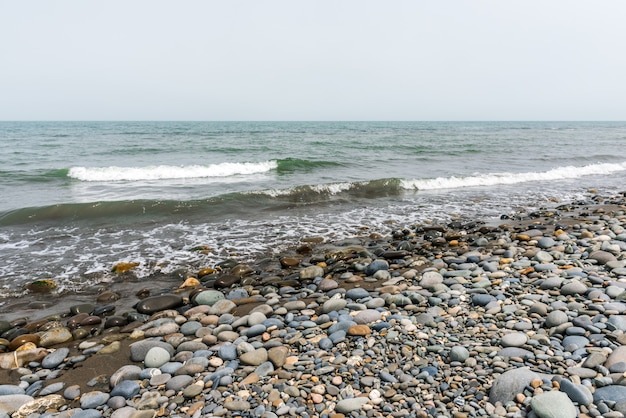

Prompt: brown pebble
xmin=347 ymin=325 xmax=371 ymax=336
xmin=214 ymin=274 xmax=240 ymax=288
xmin=280 ymin=257 xmax=301 ymax=268
xmin=80 ymin=315 xmax=102 ymax=326
xmin=9 ymin=334 xmax=40 ymax=351
xmin=97 ymin=291 xmax=121 ymax=303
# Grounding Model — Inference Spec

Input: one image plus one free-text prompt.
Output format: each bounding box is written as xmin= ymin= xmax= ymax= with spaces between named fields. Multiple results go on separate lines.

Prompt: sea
xmin=1 ymin=121 xmax=625 ymax=303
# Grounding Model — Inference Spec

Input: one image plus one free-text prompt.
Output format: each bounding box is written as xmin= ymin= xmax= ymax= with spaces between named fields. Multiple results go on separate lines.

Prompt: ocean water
xmin=1 ymin=121 xmax=625 ymax=300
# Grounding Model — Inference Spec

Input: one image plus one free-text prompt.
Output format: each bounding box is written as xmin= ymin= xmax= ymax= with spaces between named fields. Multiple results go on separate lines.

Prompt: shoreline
xmin=1 ymin=191 xmax=626 ymax=417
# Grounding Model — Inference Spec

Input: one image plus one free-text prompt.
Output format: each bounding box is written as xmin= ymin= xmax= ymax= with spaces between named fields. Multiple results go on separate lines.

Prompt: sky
xmin=1 ymin=1 xmax=626 ymax=121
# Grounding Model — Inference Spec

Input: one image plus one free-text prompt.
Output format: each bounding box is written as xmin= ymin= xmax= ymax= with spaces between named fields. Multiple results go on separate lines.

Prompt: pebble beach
xmin=2 ymin=191 xmax=626 ymax=418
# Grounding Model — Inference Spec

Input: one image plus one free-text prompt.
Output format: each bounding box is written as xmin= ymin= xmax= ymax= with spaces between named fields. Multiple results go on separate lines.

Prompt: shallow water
xmin=1 ymin=121 xmax=625 ymax=299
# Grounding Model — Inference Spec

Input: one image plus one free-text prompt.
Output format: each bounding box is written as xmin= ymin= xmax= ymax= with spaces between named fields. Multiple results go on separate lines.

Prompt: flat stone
xmin=605 ymin=345 xmax=626 ymax=369
xmin=224 ymin=400 xmax=251 ymax=411
xmin=353 ymin=309 xmax=382 ymax=324
xmin=80 ymin=391 xmax=110 ymax=409
xmin=143 ymin=321 xmax=179 ymax=337
xmin=531 ymin=391 xmax=576 ymax=418
xmin=501 ymin=332 xmax=528 ymax=347
xmin=268 ymin=346 xmax=289 ymax=368
xmin=129 ymin=341 xmax=175 ymax=362
xmin=490 ymin=368 xmax=541 ymax=405
xmin=594 ymin=385 xmax=626 ymax=403
xmin=136 ymin=294 xmax=183 ymax=314
xmin=15 ymin=394 xmax=65 ymax=417
xmin=559 ymin=378 xmax=593 ymax=406
xmin=110 ymin=381 xmax=140 ymax=399
xmin=560 ymin=280 xmax=588 ymax=295
xmin=193 ymin=290 xmax=225 ymax=306
xmin=419 ymin=271 xmax=444 ymax=289
xmin=346 ymin=288 xmax=371 ymax=300
xmin=318 ymin=278 xmax=338 ymax=291
xmin=165 ymin=375 xmax=193 ymax=392
xmin=110 ymin=365 xmax=142 ymax=387
xmin=39 ymin=327 xmax=73 ymax=347
xmin=588 ymin=250 xmax=618 ymax=265
xmin=300 ymin=266 xmax=324 ymax=279
xmin=335 ymin=397 xmax=369 ymax=413
xmin=240 ymin=348 xmax=268 ymax=366
xmin=347 ymin=325 xmax=371 ymax=336
xmin=209 ymin=299 xmax=236 ymax=315
xmin=322 ymin=298 xmax=347 ymax=313
xmin=0 ymin=394 xmax=34 ymax=415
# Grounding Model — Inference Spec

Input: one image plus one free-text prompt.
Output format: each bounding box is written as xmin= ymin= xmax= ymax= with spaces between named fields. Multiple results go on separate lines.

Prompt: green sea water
xmin=1 ymin=121 xmax=625 ymax=297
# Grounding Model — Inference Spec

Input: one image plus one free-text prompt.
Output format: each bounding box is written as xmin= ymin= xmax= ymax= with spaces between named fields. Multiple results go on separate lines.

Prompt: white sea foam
xmin=68 ymin=161 xmax=278 ymax=181
xmin=402 ymin=161 xmax=626 ymax=191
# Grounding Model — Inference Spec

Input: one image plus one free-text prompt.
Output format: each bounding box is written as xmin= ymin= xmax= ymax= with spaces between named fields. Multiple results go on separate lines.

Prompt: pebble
xmin=1 ymin=193 xmax=626 ymax=418
xmin=531 ymin=391 xmax=577 ymax=418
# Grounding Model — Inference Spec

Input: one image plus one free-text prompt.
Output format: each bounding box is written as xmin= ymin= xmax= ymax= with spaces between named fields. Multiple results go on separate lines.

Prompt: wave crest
xmin=68 ymin=161 xmax=278 ymax=181
xmin=403 ymin=161 xmax=626 ymax=190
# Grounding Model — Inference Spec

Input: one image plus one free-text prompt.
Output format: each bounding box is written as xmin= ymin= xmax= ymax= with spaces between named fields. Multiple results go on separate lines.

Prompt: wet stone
xmin=135 ymin=294 xmax=183 ymax=315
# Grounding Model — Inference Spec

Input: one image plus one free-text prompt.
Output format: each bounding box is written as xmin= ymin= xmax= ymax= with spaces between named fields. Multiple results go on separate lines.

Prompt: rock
xmin=144 ymin=321 xmax=179 ymax=337
xmin=501 ymin=332 xmax=528 ymax=347
xmin=419 ymin=271 xmax=444 ymax=289
xmin=110 ymin=365 xmax=142 ymax=387
xmin=39 ymin=382 xmax=65 ymax=396
xmin=135 ymin=294 xmax=183 ymax=314
xmin=490 ymin=368 xmax=541 ymax=404
xmin=0 ymin=348 xmax=49 ymax=369
xmin=545 ymin=310 xmax=568 ymax=328
xmin=25 ymin=279 xmax=57 ymax=293
xmin=209 ymin=299 xmax=236 ymax=315
xmin=110 ymin=381 xmax=140 ymax=399
xmin=559 ymin=379 xmax=593 ymax=406
xmin=129 ymin=341 xmax=174 ymax=362
xmin=471 ymin=294 xmax=495 ymax=306
xmin=300 ymin=265 xmax=324 ymax=279
xmin=42 ymin=347 xmax=70 ymax=369
xmin=364 ymin=260 xmax=389 ymax=276
xmin=80 ymin=391 xmax=110 ymax=409
xmin=39 ymin=327 xmax=73 ymax=347
xmin=335 ymin=397 xmax=369 ymax=413
xmin=530 ymin=391 xmax=576 ymax=418
xmin=346 ymin=288 xmax=370 ymax=301
xmin=593 ymin=385 xmax=626 ymax=403
xmin=0 ymin=386 xmax=24 ymax=396
xmin=318 ymin=278 xmax=338 ymax=291
xmin=268 ymin=346 xmax=289 ymax=368
xmin=353 ymin=309 xmax=382 ymax=324
xmin=560 ymin=280 xmax=587 ymax=295
xmin=240 ymin=348 xmax=268 ymax=366
xmin=588 ymin=250 xmax=618 ymax=265
xmin=0 ymin=394 xmax=34 ymax=415
xmin=111 ymin=262 xmax=139 ymax=273
xmin=165 ymin=375 xmax=193 ymax=392
xmin=15 ymin=394 xmax=65 ymax=417
xmin=323 ymin=298 xmax=347 ymax=313
xmin=144 ymin=347 xmax=171 ymax=368
xmin=449 ymin=346 xmax=470 ymax=362
xmin=193 ymin=290 xmax=225 ymax=306
xmin=214 ymin=274 xmax=240 ymax=288
xmin=605 ymin=345 xmax=626 ymax=369
xmin=347 ymin=325 xmax=371 ymax=336
xmin=224 ymin=400 xmax=251 ymax=411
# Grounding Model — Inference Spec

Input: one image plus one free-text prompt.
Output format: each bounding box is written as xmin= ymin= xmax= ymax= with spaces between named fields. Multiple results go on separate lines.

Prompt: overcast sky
xmin=1 ymin=1 xmax=626 ymax=121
